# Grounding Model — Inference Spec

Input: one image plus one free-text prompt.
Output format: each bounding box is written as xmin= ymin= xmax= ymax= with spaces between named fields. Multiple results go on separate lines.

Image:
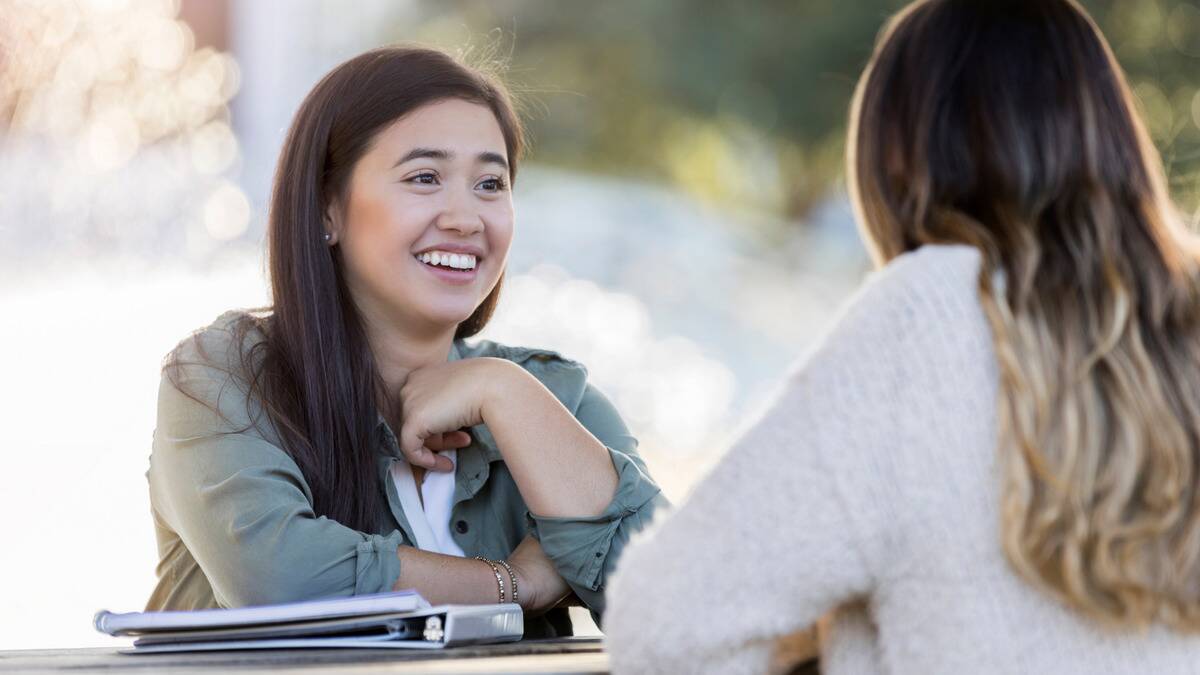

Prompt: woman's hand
xmin=402 ymin=354 xmax=618 ymax=519
xmin=423 ymin=430 xmax=473 ymax=453
xmin=506 ymin=535 xmax=572 ymax=615
xmin=397 ymin=357 xmax=520 ymax=471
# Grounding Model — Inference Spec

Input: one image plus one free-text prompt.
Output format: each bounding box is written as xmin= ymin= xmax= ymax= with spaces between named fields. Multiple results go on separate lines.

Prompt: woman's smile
xmin=413 ymin=249 xmax=480 ymax=286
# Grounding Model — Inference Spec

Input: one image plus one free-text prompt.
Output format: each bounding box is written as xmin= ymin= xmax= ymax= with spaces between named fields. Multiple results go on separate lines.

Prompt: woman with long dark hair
xmin=146 ymin=47 xmax=665 ymax=638
xmin=606 ymin=0 xmax=1200 ymax=671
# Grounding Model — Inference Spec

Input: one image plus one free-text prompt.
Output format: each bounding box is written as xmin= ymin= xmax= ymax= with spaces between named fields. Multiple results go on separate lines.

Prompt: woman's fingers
xmin=447 ymin=430 xmax=473 ymax=448
xmin=411 ymin=444 xmax=456 ymax=472
xmin=424 ymin=430 xmax=472 ymax=452
xmin=400 ymin=425 xmax=456 ymax=472
xmin=430 ymin=453 xmax=455 ymax=472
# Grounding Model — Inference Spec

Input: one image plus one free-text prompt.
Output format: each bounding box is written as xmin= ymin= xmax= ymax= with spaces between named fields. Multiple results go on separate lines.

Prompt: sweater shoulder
xmin=784 ymin=243 xmax=993 ymax=420
xmin=856 ymin=244 xmax=982 ymax=313
xmin=822 ymin=244 xmax=984 ymax=352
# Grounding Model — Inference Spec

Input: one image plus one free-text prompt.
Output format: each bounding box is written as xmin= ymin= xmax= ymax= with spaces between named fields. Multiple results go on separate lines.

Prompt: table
xmin=0 ymin=638 xmax=608 ymax=674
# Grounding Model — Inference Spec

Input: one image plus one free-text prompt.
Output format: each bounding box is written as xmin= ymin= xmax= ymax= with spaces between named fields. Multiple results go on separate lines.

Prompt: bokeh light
xmin=0 ymin=0 xmax=248 ymax=277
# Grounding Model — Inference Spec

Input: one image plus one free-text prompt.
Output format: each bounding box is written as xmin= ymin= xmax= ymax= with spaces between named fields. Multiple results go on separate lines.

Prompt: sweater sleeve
xmin=603 ymin=255 xmax=935 ymax=675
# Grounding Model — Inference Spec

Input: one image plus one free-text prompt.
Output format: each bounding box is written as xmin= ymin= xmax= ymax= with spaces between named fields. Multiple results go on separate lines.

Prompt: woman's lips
xmin=415 ymin=257 xmax=478 ymax=286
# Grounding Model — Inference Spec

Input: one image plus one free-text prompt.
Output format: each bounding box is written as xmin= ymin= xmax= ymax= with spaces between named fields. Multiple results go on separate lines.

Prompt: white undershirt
xmin=388 ymin=450 xmax=466 ymax=557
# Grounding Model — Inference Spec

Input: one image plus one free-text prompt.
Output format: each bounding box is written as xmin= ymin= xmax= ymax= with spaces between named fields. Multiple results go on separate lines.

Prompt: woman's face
xmin=332 ymin=98 xmax=514 ymax=337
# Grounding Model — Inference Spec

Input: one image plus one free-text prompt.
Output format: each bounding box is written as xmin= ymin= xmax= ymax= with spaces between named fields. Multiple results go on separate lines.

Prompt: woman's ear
xmin=323 ymin=198 xmax=343 ymax=245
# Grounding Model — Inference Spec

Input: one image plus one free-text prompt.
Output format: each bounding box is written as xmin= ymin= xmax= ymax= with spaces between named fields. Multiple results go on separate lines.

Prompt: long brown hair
xmin=849 ymin=0 xmax=1200 ymax=628
xmin=170 ymin=47 xmax=524 ymax=532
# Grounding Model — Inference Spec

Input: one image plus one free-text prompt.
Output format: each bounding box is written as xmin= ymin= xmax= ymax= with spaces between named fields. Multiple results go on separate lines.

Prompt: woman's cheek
xmin=486 ymin=206 xmax=516 ymax=254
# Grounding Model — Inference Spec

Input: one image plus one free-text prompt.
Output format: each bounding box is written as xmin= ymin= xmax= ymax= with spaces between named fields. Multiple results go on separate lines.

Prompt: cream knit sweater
xmin=604 ymin=244 xmax=1200 ymax=674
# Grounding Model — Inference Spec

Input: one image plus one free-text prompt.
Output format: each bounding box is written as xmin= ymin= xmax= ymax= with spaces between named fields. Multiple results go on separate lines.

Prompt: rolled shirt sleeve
xmin=149 ymin=341 xmax=404 ymax=608
xmin=524 ymin=383 xmax=669 ymax=622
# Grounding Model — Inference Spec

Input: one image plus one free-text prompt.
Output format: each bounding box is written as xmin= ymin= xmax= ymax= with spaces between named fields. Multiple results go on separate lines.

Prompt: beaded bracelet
xmin=474 ymin=556 xmax=506 ymax=603
xmin=494 ymin=559 xmax=519 ymax=605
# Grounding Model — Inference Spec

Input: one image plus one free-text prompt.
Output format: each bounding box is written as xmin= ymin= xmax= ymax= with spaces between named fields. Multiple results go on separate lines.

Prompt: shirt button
xmin=455 ymin=520 xmax=469 ymax=534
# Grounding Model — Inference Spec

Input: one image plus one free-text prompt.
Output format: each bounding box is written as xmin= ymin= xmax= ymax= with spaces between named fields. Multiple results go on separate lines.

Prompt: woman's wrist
xmin=505 ymin=558 xmax=537 ymax=612
xmin=494 ymin=559 xmax=519 ymax=606
xmin=477 ymin=358 xmax=542 ymax=427
xmin=474 ymin=555 xmax=523 ymax=607
xmin=474 ymin=556 xmax=507 ymax=603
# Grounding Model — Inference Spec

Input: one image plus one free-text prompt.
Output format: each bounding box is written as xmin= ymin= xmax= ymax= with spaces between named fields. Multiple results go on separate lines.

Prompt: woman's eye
xmin=477 ymin=177 xmax=507 ymax=192
xmin=406 ymin=172 xmax=438 ymax=185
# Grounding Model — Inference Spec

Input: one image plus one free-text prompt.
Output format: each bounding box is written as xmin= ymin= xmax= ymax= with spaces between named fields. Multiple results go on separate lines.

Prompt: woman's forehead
xmin=370 ymin=99 xmax=508 ymax=166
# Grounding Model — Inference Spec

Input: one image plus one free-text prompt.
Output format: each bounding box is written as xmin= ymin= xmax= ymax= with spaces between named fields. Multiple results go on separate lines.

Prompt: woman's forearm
xmin=481 ymin=361 xmax=619 ymax=518
xmin=392 ymin=546 xmax=502 ymax=605
xmin=392 ymin=537 xmax=569 ymax=613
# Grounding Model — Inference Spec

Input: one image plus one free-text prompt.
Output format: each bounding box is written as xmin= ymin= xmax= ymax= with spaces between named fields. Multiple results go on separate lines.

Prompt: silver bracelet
xmin=494 ymin=559 xmax=519 ymax=605
xmin=474 ymin=556 xmax=505 ymax=603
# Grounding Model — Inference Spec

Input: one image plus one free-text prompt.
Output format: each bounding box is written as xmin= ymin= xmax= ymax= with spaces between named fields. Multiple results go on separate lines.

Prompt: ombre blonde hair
xmin=848 ymin=0 xmax=1200 ymax=629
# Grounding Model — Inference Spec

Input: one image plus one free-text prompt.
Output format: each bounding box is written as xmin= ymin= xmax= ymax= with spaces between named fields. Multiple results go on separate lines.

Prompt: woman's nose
xmin=435 ymin=187 xmax=485 ymax=235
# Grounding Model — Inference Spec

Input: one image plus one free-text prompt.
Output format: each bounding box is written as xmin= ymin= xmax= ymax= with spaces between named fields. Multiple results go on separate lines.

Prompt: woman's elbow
xmin=213 ymin=574 xmax=309 ymax=608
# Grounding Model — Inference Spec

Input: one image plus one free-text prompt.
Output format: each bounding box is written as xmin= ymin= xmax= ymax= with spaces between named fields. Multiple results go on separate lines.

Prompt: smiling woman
xmin=145 ymin=46 xmax=667 ymax=639
xmin=333 ymin=99 xmax=515 ymax=340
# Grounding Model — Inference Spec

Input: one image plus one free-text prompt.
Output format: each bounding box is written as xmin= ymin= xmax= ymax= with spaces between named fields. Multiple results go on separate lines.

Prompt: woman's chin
xmin=419 ymin=307 xmax=479 ymax=333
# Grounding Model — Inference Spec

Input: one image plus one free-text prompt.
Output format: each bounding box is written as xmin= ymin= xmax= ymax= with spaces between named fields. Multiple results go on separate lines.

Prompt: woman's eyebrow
xmin=477 ymin=151 xmax=509 ymax=172
xmin=393 ymin=147 xmax=448 ymax=168
xmin=393 ymin=148 xmax=509 ymax=172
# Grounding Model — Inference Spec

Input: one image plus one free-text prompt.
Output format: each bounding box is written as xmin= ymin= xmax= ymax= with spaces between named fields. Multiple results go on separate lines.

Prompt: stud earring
xmin=322 ymin=233 xmax=332 ymax=243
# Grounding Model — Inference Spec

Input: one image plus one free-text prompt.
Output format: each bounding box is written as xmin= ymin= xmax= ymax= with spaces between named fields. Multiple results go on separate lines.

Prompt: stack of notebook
xmin=94 ymin=590 xmax=523 ymax=653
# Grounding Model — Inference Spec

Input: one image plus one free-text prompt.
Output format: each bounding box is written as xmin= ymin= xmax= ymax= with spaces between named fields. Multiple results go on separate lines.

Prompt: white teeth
xmin=414 ymin=251 xmax=478 ymax=271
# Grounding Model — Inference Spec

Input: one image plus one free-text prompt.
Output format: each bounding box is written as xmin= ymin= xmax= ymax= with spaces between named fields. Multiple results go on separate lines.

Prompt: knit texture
xmin=604 ymin=244 xmax=1200 ymax=674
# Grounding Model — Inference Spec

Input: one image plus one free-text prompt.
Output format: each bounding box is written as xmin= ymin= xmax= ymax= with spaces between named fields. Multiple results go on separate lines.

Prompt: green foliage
xmin=1092 ymin=0 xmax=1200 ymax=222
xmin=396 ymin=0 xmax=1200 ymax=225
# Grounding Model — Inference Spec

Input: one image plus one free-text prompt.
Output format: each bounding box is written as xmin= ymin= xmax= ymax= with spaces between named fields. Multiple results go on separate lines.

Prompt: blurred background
xmin=1 ymin=0 xmax=1197 ymax=650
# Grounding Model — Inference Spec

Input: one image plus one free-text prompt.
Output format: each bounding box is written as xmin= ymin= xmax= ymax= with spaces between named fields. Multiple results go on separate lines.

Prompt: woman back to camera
xmin=605 ymin=0 xmax=1200 ymax=672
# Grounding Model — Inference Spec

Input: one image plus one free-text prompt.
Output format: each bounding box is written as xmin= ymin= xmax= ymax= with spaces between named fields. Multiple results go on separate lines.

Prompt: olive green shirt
xmin=145 ymin=311 xmax=667 ymax=636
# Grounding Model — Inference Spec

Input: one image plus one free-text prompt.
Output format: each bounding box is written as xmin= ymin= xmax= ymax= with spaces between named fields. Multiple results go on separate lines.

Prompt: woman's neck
xmin=357 ymin=307 xmax=457 ymax=424
xmin=370 ymin=327 xmax=454 ymax=394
